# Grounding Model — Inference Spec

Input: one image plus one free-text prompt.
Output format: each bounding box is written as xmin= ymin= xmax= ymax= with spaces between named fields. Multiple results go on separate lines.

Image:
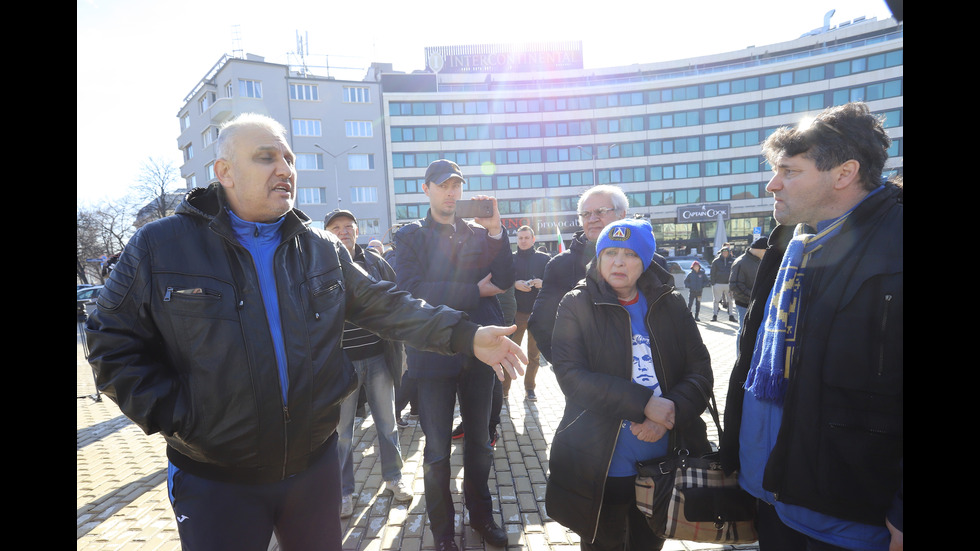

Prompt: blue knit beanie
xmin=595 ymin=218 xmax=657 ymax=268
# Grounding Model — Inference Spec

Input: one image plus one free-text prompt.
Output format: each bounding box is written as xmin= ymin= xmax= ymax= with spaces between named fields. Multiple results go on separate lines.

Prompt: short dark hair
xmin=762 ymin=102 xmax=891 ymax=191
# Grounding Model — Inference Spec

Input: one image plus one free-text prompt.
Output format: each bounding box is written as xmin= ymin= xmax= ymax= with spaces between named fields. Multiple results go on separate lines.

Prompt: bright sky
xmin=76 ymin=0 xmax=896 ymax=207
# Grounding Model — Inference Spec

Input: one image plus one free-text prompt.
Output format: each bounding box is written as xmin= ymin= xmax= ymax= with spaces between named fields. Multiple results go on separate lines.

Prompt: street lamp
xmin=314 ymin=143 xmax=358 ymax=208
xmin=576 ymin=143 xmax=618 ymax=186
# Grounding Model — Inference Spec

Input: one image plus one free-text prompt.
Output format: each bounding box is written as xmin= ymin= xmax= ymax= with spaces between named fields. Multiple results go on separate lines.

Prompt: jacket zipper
xmin=588 ymin=290 xmax=668 ymax=544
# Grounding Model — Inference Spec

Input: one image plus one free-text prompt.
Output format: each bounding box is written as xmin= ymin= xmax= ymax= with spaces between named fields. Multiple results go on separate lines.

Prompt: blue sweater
xmin=228 ymin=209 xmax=289 ymax=403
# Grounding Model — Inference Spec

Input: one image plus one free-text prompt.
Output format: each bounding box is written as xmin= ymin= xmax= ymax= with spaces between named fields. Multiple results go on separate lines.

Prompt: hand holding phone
xmin=454 ymin=199 xmax=494 ymax=219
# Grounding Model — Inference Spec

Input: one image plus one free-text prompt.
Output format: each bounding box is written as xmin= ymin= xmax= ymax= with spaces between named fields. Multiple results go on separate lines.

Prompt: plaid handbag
xmin=634 ymin=393 xmax=758 ymax=544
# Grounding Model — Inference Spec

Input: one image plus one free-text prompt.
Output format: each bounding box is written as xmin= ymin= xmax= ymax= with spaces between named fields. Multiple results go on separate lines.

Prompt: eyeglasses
xmin=578 ymin=207 xmax=618 ymax=219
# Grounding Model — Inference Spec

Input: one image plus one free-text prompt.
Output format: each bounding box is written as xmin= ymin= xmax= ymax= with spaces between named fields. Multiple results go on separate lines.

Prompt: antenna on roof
xmin=231 ymin=24 xmax=243 ymax=59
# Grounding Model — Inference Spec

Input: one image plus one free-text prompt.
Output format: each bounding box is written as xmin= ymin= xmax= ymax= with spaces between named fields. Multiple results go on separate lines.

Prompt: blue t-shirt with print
xmin=608 ymin=293 xmax=670 ymax=476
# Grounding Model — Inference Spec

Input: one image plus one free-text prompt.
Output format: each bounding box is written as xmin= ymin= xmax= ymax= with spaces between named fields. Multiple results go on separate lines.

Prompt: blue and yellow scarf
xmin=743 ymin=213 xmax=851 ymax=404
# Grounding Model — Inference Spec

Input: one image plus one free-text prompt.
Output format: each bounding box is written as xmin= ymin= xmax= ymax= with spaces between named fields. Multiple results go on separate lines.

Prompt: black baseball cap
xmin=324 ymin=209 xmax=357 ymax=227
xmin=424 ymin=159 xmax=464 ymax=186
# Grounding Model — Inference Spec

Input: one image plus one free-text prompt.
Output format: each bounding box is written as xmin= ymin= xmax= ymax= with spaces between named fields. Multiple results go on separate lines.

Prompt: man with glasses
xmin=528 ymin=185 xmax=629 ymax=363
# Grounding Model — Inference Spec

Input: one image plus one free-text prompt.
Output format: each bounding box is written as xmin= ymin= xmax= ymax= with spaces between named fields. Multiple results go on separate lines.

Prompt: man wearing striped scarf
xmin=721 ymin=103 xmax=903 ymax=551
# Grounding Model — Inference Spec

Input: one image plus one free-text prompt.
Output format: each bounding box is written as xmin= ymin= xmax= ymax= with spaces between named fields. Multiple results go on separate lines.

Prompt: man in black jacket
xmin=728 ymin=237 xmax=766 ymax=332
xmin=508 ymin=225 xmax=551 ymax=401
xmin=393 ymin=159 xmax=516 ymax=550
xmin=721 ymin=102 xmax=902 ymax=550
xmin=85 ymin=114 xmax=525 ymax=551
xmin=709 ymin=247 xmax=735 ymax=322
xmin=325 ymin=208 xmax=412 ymax=516
xmin=527 ymin=185 xmax=629 ymax=363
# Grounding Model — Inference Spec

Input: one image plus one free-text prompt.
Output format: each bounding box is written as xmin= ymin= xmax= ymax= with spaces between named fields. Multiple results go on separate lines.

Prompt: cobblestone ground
xmin=77 ymin=298 xmax=759 ymax=551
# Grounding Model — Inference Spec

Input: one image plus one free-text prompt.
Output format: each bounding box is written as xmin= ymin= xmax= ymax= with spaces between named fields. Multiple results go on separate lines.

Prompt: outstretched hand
xmin=473 ymin=325 xmax=527 ymax=381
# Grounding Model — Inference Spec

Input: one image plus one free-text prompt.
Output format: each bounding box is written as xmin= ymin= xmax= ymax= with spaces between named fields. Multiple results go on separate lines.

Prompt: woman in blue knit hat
xmin=545 ymin=218 xmax=713 ymax=550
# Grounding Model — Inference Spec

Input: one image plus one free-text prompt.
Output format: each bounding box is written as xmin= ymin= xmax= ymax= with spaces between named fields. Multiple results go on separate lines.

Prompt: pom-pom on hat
xmin=595 ymin=218 xmax=657 ymax=268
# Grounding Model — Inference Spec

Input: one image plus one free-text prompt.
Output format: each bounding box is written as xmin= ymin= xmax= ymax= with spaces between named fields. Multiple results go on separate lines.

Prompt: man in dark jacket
xmin=325 ymin=208 xmax=411 ymax=516
xmin=393 ymin=159 xmax=515 ymax=550
xmin=721 ymin=102 xmax=902 ymax=550
xmin=728 ymin=237 xmax=766 ymax=331
xmin=709 ymin=247 xmax=735 ymax=322
xmin=85 ymin=114 xmax=526 ymax=551
xmin=509 ymin=225 xmax=551 ymax=401
xmin=527 ymin=185 xmax=629 ymax=363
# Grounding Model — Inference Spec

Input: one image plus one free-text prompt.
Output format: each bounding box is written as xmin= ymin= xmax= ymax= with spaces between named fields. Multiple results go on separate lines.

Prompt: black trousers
xmin=581 ymin=475 xmax=664 ymax=551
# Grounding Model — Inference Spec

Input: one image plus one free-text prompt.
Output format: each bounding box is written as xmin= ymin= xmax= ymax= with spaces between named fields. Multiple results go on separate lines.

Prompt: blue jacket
xmin=394 ymin=212 xmax=515 ymax=378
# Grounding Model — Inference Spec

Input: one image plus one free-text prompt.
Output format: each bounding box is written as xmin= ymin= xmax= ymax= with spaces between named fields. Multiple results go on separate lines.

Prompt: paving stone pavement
xmin=77 ymin=297 xmax=760 ymax=551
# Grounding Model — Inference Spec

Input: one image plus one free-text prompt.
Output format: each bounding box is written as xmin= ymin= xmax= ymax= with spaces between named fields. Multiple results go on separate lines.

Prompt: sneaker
xmin=694 ymin=316 xmax=700 ymax=321
xmin=474 ymin=518 xmax=508 ymax=547
xmin=396 ymin=417 xmax=409 ymax=429
xmin=526 ymin=389 xmax=537 ymax=402
xmin=436 ymin=539 xmax=459 ymax=551
xmin=711 ymin=315 xmax=718 ymax=321
xmin=340 ymin=494 xmax=353 ymax=518
xmin=729 ymin=314 xmax=737 ymax=322
xmin=385 ymin=478 xmax=413 ymax=502
xmin=451 ymin=424 xmax=465 ymax=440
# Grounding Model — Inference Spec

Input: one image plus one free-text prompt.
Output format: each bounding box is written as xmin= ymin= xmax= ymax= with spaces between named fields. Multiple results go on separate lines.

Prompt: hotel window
xmin=293 ymin=119 xmax=322 ymax=136
xmin=290 ymin=84 xmax=319 ymax=101
xmin=296 ymin=153 xmax=323 ymax=170
xmin=360 ymin=218 xmax=380 ymax=235
xmin=239 ymin=79 xmax=262 ymax=98
xmin=180 ymin=113 xmax=190 ymax=130
xmin=344 ymin=86 xmax=371 ymax=103
xmin=206 ymin=162 xmax=215 ymax=181
xmin=345 ymin=121 xmax=374 ymax=138
xmin=351 ymin=187 xmax=378 ymax=203
xmin=224 ymin=81 xmax=233 ymax=97
xmin=182 ymin=143 xmax=194 ymax=161
xmin=348 ymin=154 xmax=375 ymax=170
xmin=186 ymin=174 xmax=196 ymax=188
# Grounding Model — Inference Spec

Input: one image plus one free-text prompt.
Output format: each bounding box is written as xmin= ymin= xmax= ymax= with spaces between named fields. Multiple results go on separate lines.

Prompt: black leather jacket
xmin=86 ymin=185 xmax=476 ymax=484
xmin=546 ymin=259 xmax=713 ymax=542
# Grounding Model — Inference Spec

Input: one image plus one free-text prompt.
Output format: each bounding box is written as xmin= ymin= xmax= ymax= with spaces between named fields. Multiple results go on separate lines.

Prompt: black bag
xmin=634 ymin=393 xmax=757 ymax=544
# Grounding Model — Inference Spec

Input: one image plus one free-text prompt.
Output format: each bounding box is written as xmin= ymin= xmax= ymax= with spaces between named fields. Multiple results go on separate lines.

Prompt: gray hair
xmin=216 ymin=113 xmax=289 ymax=163
xmin=577 ymin=185 xmax=629 ymax=214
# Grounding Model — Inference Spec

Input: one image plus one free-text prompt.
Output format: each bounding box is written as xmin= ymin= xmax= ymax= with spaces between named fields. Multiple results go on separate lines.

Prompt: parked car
xmin=77 ymin=285 xmax=103 ymax=318
xmin=665 ymin=257 xmax=710 ymax=289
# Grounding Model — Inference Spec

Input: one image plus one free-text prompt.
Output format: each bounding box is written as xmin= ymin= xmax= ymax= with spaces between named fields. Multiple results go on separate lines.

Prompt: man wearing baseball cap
xmin=393 ymin=159 xmax=517 ymax=550
xmin=324 ymin=208 xmax=412 ymax=517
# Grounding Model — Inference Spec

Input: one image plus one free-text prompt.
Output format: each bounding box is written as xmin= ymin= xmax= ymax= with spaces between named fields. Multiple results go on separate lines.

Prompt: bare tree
xmin=133 ymin=157 xmax=185 ymax=227
xmin=76 ymin=196 xmax=140 ymax=284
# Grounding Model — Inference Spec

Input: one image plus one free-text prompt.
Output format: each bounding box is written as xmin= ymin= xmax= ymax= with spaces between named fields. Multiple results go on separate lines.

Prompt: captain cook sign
xmin=676 ymin=204 xmax=730 ymax=223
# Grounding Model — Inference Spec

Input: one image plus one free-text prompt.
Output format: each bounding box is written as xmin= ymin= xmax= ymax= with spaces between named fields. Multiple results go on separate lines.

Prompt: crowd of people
xmin=85 ymin=101 xmax=902 ymax=551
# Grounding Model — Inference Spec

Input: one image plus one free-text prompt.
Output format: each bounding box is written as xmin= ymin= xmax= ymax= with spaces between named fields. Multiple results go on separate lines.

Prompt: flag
xmin=556 ymin=227 xmax=565 ymax=254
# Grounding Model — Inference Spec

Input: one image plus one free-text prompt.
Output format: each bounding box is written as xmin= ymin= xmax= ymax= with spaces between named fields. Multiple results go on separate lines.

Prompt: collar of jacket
xmin=583 ymin=256 xmax=674 ymax=306
xmin=421 ymin=210 xmax=476 ymax=240
xmin=177 ymin=183 xmax=312 ymax=243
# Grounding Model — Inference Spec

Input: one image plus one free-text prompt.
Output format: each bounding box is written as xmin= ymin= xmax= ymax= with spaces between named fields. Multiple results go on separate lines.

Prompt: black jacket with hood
xmin=545 ymin=259 xmax=713 ymax=542
xmin=86 ymin=184 xmax=477 ymax=484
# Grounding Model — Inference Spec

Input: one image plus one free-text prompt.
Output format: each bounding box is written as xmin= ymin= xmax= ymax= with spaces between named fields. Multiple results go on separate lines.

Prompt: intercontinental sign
xmin=425 ymin=42 xmax=584 ymax=74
